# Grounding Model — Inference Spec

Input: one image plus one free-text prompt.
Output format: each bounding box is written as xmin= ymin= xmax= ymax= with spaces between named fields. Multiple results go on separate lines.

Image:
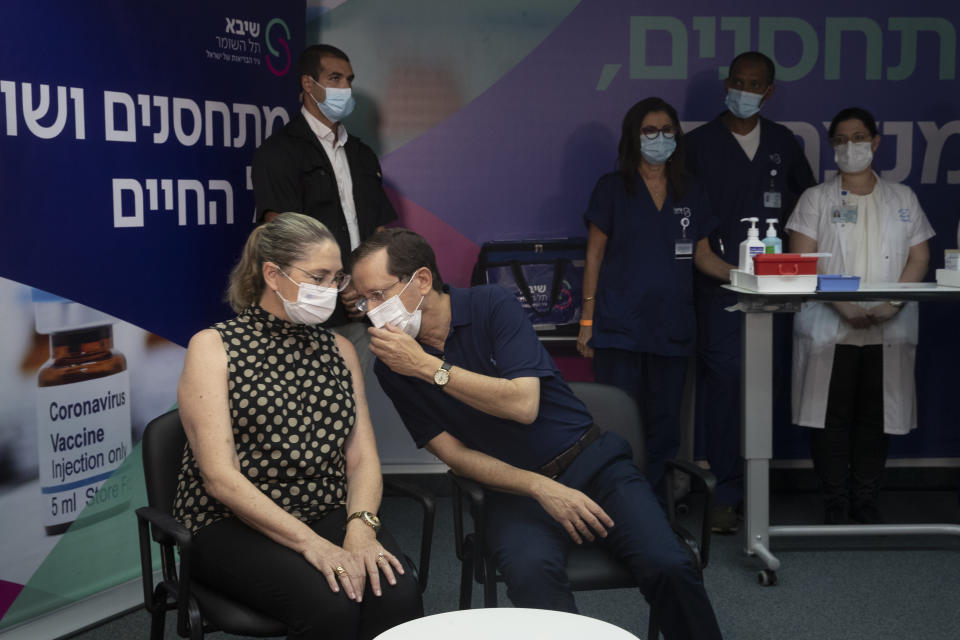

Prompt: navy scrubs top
xmin=375 ymin=285 xmax=593 ymax=471
xmin=584 ymin=172 xmax=716 ymax=357
xmin=684 ymin=115 xmax=816 ymax=296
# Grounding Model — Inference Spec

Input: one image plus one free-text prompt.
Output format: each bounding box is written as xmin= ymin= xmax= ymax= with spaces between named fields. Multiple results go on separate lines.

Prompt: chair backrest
xmin=568 ymin=382 xmax=645 ymax=472
xmin=141 ymin=409 xmax=188 ymax=514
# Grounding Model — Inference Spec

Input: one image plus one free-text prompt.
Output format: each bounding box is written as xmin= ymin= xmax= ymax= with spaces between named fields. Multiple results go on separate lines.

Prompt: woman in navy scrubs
xmin=577 ymin=97 xmax=730 ymax=494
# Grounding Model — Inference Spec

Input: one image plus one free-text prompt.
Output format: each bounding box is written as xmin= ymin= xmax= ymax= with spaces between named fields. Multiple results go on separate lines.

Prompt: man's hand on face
xmin=368 ymin=324 xmax=431 ymax=378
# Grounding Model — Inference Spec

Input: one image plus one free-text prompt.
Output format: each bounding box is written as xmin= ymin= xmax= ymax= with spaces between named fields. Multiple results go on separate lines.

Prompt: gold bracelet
xmin=583 ymin=296 xmax=595 ymax=302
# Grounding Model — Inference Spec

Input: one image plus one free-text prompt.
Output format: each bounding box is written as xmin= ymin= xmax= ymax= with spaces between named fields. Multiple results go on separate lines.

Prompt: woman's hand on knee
xmin=343 ymin=533 xmax=405 ymax=597
xmin=302 ymin=538 xmax=366 ymax=602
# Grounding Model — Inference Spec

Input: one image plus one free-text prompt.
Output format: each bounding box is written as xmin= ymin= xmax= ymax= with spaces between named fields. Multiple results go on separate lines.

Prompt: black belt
xmin=538 ymin=424 xmax=602 ymax=479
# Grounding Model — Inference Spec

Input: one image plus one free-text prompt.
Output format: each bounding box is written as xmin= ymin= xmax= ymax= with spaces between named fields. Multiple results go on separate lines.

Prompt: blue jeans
xmin=483 ymin=433 xmax=723 ymax=640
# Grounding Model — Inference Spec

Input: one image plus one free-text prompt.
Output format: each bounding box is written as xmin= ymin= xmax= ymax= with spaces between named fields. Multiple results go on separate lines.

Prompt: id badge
xmin=830 ymin=206 xmax=858 ymax=224
xmin=674 ymin=239 xmax=694 ymax=259
xmin=763 ymin=191 xmax=782 ymax=208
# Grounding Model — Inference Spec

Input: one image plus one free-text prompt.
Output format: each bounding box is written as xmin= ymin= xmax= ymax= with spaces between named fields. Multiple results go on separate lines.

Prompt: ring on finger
xmin=335 ymin=565 xmax=348 ymax=577
xmin=376 ymin=551 xmax=386 ymax=563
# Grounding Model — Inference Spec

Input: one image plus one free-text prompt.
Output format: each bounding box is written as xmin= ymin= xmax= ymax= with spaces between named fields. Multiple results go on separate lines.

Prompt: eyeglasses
xmin=287 ymin=265 xmax=352 ymax=292
xmin=830 ymin=133 xmax=872 ymax=147
xmin=355 ymin=278 xmax=404 ymax=313
xmin=639 ymin=125 xmax=676 ymax=140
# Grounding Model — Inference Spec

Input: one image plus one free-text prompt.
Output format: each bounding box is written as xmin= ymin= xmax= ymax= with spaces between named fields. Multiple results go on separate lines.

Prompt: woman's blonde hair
xmin=227 ymin=213 xmax=337 ymax=312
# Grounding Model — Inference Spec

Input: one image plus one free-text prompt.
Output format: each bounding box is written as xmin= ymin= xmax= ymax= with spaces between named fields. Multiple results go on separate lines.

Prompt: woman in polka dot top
xmin=173 ymin=213 xmax=422 ymax=639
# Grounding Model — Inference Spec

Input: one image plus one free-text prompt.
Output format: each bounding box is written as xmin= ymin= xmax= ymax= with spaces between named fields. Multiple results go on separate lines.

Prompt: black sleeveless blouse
xmin=173 ymin=305 xmax=355 ymax=534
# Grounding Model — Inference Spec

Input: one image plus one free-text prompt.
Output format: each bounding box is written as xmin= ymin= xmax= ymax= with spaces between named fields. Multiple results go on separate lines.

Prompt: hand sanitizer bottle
xmin=763 ymin=218 xmax=783 ymax=254
xmin=739 ymin=217 xmax=765 ymax=275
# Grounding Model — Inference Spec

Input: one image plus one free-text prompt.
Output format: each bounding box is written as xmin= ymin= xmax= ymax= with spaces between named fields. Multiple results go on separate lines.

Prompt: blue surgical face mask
xmin=725 ymin=88 xmax=765 ymax=119
xmin=309 ymin=77 xmax=355 ymax=122
xmin=640 ymin=133 xmax=677 ymax=166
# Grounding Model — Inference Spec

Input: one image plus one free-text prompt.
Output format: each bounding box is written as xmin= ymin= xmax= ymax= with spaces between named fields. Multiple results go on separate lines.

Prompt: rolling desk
xmin=725 ymin=282 xmax=960 ymax=585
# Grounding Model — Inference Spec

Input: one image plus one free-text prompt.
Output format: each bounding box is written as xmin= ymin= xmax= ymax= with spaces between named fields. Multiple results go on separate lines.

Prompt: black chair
xmin=450 ymin=381 xmax=715 ymax=639
xmin=136 ymin=409 xmax=435 ymax=640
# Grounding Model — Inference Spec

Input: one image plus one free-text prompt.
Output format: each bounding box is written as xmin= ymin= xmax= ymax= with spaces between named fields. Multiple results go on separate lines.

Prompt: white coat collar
xmin=829 ymin=170 xmax=886 ymax=203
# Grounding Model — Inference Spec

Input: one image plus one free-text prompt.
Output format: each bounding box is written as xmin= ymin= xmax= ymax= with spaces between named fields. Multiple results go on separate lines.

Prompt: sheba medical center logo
xmin=264 ymin=18 xmax=292 ymax=76
xmin=205 ymin=16 xmax=291 ymax=76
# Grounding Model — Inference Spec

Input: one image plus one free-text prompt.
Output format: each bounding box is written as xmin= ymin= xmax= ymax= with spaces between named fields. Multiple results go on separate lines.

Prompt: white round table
xmin=374 ymin=608 xmax=640 ymax=640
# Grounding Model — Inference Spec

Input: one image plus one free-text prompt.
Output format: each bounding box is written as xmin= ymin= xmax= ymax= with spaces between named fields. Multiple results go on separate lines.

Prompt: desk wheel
xmin=757 ymin=569 xmax=778 ymax=586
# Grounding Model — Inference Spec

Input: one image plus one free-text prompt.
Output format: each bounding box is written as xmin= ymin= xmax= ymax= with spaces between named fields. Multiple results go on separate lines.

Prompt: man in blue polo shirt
xmin=351 ymin=228 xmax=722 ymax=640
xmin=685 ymin=51 xmax=816 ymax=533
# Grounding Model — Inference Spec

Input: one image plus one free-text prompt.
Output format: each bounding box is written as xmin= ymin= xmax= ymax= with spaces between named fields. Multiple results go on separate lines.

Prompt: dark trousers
xmin=484 ymin=433 xmax=723 ymax=640
xmin=811 ymin=344 xmax=887 ymax=509
xmin=592 ymin=348 xmax=688 ymax=494
xmin=694 ymin=293 xmax=743 ymax=507
xmin=192 ymin=508 xmax=423 ymax=640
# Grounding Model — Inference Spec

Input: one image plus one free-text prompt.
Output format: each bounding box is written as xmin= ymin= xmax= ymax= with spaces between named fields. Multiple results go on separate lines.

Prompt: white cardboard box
xmin=731 ymin=269 xmax=818 ymax=293
xmin=935 ymin=269 xmax=960 ymax=288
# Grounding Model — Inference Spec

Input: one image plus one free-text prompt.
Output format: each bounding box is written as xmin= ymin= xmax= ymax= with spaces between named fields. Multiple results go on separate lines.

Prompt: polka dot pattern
xmin=173 ymin=305 xmax=355 ymax=534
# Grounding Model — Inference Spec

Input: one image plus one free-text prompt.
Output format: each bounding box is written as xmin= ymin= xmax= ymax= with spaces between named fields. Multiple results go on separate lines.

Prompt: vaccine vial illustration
xmin=33 ymin=291 xmax=132 ymax=535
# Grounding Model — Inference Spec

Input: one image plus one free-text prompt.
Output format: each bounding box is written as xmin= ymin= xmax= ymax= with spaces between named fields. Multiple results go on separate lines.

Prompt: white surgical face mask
xmin=365 ymin=276 xmax=424 ymax=337
xmin=275 ymin=270 xmax=338 ymax=325
xmin=309 ymin=77 xmax=355 ymax=121
xmin=834 ymin=141 xmax=874 ymax=174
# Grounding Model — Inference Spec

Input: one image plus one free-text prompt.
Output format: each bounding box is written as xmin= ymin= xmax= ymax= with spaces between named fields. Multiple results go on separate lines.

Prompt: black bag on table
xmin=471 ymin=239 xmax=586 ymax=336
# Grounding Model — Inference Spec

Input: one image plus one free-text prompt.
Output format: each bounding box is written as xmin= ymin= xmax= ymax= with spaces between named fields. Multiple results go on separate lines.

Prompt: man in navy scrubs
xmin=685 ymin=51 xmax=816 ymax=533
xmin=351 ymin=228 xmax=723 ymax=640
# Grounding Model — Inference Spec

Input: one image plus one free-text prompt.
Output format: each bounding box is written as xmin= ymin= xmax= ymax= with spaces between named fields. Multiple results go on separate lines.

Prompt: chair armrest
xmin=665 ymin=459 xmax=717 ymax=494
xmin=448 ymin=471 xmax=489 ymax=585
xmin=136 ymin=506 xmax=193 ymax=550
xmin=384 ymin=476 xmax=431 ymax=503
xmin=449 ymin=471 xmax=486 ymax=540
xmin=449 ymin=472 xmax=485 ymax=509
xmin=669 ymin=523 xmax=703 ymax=569
xmin=384 ymin=477 xmax=436 ymax=593
xmin=136 ymin=507 xmax=160 ymax=612
xmin=664 ymin=460 xmax=716 ymax=569
xmin=136 ymin=506 xmax=197 ymax=618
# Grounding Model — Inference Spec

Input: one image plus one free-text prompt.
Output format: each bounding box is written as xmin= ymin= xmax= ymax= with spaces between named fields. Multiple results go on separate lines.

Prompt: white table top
xmin=723 ymin=282 xmax=960 ymax=301
xmin=374 ymin=608 xmax=640 ymax=640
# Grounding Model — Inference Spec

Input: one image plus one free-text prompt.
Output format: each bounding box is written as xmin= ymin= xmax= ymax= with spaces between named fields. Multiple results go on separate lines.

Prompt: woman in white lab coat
xmin=786 ymin=107 xmax=934 ymax=525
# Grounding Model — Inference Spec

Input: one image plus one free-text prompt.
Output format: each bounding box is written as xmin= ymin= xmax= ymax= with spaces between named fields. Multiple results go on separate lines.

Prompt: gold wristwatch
xmin=434 ymin=361 xmax=452 ymax=387
xmin=345 ymin=510 xmax=381 ymax=533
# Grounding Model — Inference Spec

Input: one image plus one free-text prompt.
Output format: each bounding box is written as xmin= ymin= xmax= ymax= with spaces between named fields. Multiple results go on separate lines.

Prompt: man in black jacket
xmin=253 ymin=44 xmax=396 ymax=362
